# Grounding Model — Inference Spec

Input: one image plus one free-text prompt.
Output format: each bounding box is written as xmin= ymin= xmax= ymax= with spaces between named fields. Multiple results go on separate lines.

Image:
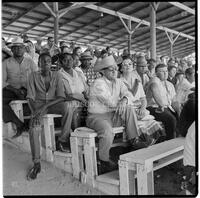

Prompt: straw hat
xmin=94 ymin=55 xmax=117 ymax=72
xmin=80 ymin=51 xmax=93 ymax=60
xmin=9 ymin=37 xmax=26 ymax=47
xmin=136 ymin=56 xmax=147 ymax=66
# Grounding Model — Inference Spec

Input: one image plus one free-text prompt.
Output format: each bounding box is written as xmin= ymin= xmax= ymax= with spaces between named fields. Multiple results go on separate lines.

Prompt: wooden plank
xmin=136 ymin=164 xmax=154 ymax=195
xmin=70 ymin=136 xmax=80 ymax=179
xmin=42 ymin=116 xmax=54 ymax=162
xmin=83 ymin=137 xmax=97 ymax=187
xmin=128 ymin=169 xmax=136 ymax=195
xmin=43 ymin=114 xmax=62 ymax=118
xmin=119 ymin=160 xmax=129 ymax=195
xmin=95 ymin=180 xmax=119 ymax=195
xmin=97 ymin=170 xmax=119 ymax=186
xmin=120 ymin=137 xmax=184 ymax=163
xmin=153 ymin=150 xmax=183 ymax=171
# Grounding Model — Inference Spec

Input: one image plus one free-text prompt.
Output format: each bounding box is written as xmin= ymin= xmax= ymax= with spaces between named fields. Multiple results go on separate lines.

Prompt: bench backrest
xmin=120 ymin=137 xmax=185 ymax=164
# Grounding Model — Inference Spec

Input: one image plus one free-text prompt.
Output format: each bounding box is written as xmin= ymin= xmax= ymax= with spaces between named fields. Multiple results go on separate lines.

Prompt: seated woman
xmin=120 ymin=58 xmax=148 ymax=119
xmin=120 ymin=58 xmax=164 ymax=146
xmin=58 ymin=51 xmax=89 ymax=131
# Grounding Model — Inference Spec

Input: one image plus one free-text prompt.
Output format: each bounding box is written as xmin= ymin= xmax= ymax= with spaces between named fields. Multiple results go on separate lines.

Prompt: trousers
xmin=147 ymin=106 xmax=178 ymax=140
xmin=29 ymin=101 xmax=84 ymax=163
xmin=3 ymin=87 xmax=26 ymax=127
xmin=86 ymin=106 xmax=138 ymax=161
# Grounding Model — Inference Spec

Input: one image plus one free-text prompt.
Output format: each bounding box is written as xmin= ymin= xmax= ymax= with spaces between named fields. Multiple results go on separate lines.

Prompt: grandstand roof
xmin=2 ymin=2 xmax=196 ymax=58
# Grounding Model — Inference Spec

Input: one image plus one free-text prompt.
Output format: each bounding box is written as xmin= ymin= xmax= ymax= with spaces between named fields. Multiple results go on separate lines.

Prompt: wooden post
xmin=150 ymin=3 xmax=157 ymax=60
xmin=128 ymin=19 xmax=132 ymax=55
xmin=170 ymin=33 xmax=173 ymax=58
xmin=53 ymin=2 xmax=59 ymax=45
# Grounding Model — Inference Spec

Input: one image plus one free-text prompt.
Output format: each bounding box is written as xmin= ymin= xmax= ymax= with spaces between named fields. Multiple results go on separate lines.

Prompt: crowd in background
xmin=2 ymin=34 xmax=196 ymax=193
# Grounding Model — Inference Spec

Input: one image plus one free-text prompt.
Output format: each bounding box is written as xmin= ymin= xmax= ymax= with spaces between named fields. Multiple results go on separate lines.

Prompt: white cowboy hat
xmin=9 ymin=37 xmax=26 ymax=47
xmin=94 ymin=55 xmax=117 ymax=72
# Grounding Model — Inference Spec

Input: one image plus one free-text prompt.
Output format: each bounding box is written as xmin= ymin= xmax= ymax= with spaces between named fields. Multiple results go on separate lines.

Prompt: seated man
xmin=146 ymin=64 xmax=179 ymax=140
xmin=3 ymin=37 xmax=38 ymax=138
xmin=26 ymin=52 xmax=85 ymax=180
xmin=167 ymin=65 xmax=177 ymax=86
xmin=58 ymin=51 xmax=89 ymax=128
xmin=86 ymin=55 xmax=139 ymax=173
xmin=134 ymin=56 xmax=150 ymax=92
xmin=77 ymin=51 xmax=101 ymax=86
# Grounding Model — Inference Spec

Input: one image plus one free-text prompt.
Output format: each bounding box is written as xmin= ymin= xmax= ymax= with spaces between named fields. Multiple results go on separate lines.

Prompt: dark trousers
xmin=147 ymin=106 xmax=178 ymax=140
xmin=3 ymin=87 xmax=26 ymax=127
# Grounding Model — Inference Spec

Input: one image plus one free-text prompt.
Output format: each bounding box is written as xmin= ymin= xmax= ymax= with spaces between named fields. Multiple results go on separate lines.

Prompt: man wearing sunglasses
xmin=86 ymin=55 xmax=139 ymax=174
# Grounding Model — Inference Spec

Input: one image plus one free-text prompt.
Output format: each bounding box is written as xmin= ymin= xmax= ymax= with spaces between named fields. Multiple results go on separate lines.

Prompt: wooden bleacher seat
xmin=118 ymin=137 xmax=185 ymax=195
xmin=70 ymin=126 xmax=126 ymax=186
xmin=7 ymin=100 xmax=63 ymax=162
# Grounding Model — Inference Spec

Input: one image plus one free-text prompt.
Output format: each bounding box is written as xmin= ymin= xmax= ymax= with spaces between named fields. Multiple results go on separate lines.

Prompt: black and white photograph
xmin=1 ymin=1 xmax=197 ymax=196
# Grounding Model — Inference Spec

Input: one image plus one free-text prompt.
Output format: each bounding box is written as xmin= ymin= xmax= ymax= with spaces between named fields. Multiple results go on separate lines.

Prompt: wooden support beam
xmin=170 ymin=33 xmax=173 ymax=58
xmin=109 ymin=23 xmax=194 ymax=51
xmin=150 ymin=2 xmax=157 ymax=60
xmin=128 ymin=18 xmax=131 ymax=54
xmin=59 ymin=2 xmax=132 ymax=40
xmin=42 ymin=2 xmax=56 ymax=18
xmin=59 ymin=2 xmax=97 ymax=19
xmin=53 ymin=2 xmax=59 ymax=45
xmin=168 ymin=2 xmax=195 ymax=15
xmin=83 ymin=4 xmax=195 ymax=40
xmin=92 ymin=5 xmax=195 ymax=47
xmin=3 ymin=3 xmax=41 ymax=28
xmin=41 ymin=3 xmax=108 ymax=38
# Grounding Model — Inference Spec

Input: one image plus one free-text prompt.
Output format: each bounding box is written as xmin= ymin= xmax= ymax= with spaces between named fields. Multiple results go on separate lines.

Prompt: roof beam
xmin=20 ymin=15 xmax=52 ymax=34
xmin=173 ymin=48 xmax=195 ymax=58
xmin=73 ymin=3 xmax=147 ymax=43
xmin=84 ymin=4 xmax=195 ymax=40
xmin=109 ymin=23 xmax=195 ymax=50
xmin=41 ymin=3 xmax=107 ymax=38
xmin=3 ymin=2 xmax=41 ymax=28
xmin=42 ymin=2 xmax=56 ymax=17
xmin=59 ymin=2 xmax=96 ymax=18
xmin=81 ymin=4 xmax=195 ymax=47
xmin=59 ymin=2 xmax=134 ymax=40
xmin=168 ymin=2 xmax=195 ymax=15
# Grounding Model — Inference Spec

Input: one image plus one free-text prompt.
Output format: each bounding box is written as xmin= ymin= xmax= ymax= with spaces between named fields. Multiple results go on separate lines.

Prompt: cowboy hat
xmin=9 ymin=37 xmax=26 ymax=47
xmin=136 ymin=55 xmax=147 ymax=66
xmin=80 ymin=51 xmax=93 ymax=61
xmin=94 ymin=55 xmax=117 ymax=72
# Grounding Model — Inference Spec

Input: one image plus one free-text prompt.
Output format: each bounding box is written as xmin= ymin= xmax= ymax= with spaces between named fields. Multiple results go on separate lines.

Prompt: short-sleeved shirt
xmin=88 ymin=76 xmax=133 ymax=114
xmin=175 ymin=78 xmax=194 ymax=105
xmin=3 ymin=56 xmax=38 ymax=89
xmin=146 ymin=77 xmax=176 ymax=108
xmin=26 ymin=70 xmax=65 ymax=103
xmin=79 ymin=65 xmax=101 ymax=86
xmin=58 ymin=68 xmax=88 ymax=95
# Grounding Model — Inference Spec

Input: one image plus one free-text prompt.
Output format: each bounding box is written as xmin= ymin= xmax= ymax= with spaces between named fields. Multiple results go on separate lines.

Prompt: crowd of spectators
xmin=2 ymin=34 xmax=196 ymax=189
